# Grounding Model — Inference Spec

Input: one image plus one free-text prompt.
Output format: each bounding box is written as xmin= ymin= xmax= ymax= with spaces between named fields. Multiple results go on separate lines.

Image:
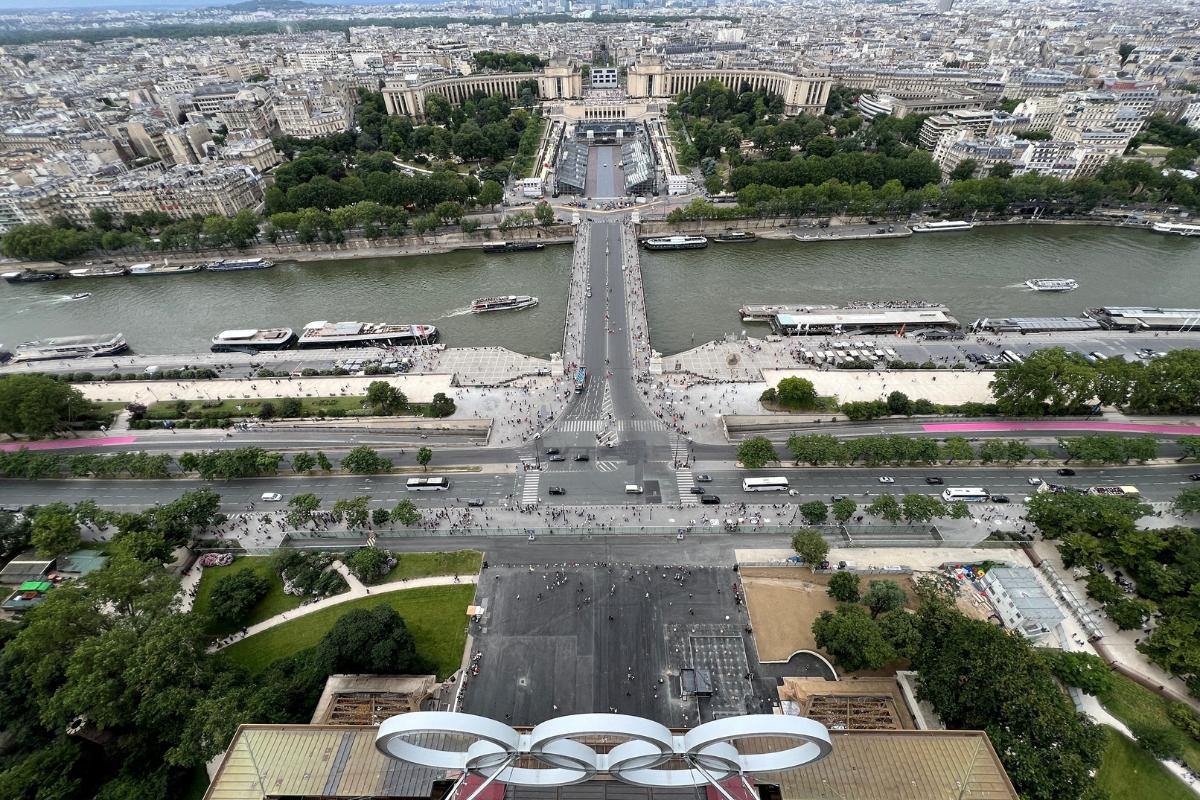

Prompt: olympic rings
xmin=374 ymin=712 xmax=832 ymax=788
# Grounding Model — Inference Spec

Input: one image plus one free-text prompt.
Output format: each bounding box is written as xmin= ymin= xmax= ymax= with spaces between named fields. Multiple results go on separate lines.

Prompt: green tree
xmin=478 ymin=179 xmax=503 ymax=209
xmin=30 ymin=504 xmax=81 ymax=559
xmin=416 ymin=446 xmax=433 ymax=471
xmin=331 ymin=496 xmax=371 ymax=529
xmin=317 ymin=605 xmax=419 ymax=674
xmin=1178 ymin=436 xmax=1200 ymax=462
xmin=867 ymin=494 xmax=902 ymax=523
xmin=365 ymin=381 xmax=407 ymax=414
xmin=831 ymin=497 xmax=857 ymax=522
xmin=827 ymin=571 xmax=861 ymax=602
xmin=1037 ymin=650 xmax=1114 ymax=696
xmin=291 ymin=451 xmax=316 ymax=474
xmin=901 ymin=493 xmax=945 ymax=524
xmin=341 ymin=446 xmax=391 ymax=474
xmin=344 ymin=546 xmax=392 ymax=583
xmin=1106 ymin=597 xmax=1155 ymax=630
xmin=812 ymin=604 xmax=895 ymax=672
xmin=886 ymin=390 xmax=912 ymax=416
xmin=791 ymin=529 xmax=829 ymax=570
xmin=207 ymin=569 xmax=268 ymax=624
xmin=286 ymin=493 xmax=321 ymax=527
xmin=390 ymin=499 xmax=421 ymax=526
xmin=863 ymin=579 xmax=907 ymax=618
xmin=1172 ymin=487 xmax=1200 ymax=515
xmin=0 ymin=374 xmax=93 ymax=438
xmin=428 ymin=392 xmax=456 ymax=417
xmin=989 ymin=348 xmax=1097 ymax=416
xmin=315 ymin=451 xmax=333 ymax=471
xmin=0 ymin=509 xmax=33 ymax=562
xmin=949 ymin=159 xmax=978 ymax=181
xmin=799 ymin=500 xmax=829 ymax=525
xmin=775 ymin=376 xmax=818 ymax=410
xmin=534 ymin=200 xmax=555 ymax=226
xmin=736 ymin=437 xmax=778 ymax=469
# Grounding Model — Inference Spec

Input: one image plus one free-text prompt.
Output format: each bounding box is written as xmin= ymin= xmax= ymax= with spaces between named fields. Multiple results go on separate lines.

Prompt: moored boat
xmin=12 ymin=332 xmax=128 ymax=362
xmin=206 ymin=258 xmax=274 ymax=272
xmin=296 ymin=320 xmax=438 ymax=348
xmin=129 ymin=262 xmax=203 ymax=276
xmin=714 ymin=230 xmax=756 ymax=243
xmin=68 ymin=265 xmax=127 ymax=278
xmin=1152 ymin=221 xmax=1200 ymax=237
xmin=641 ymin=235 xmax=708 ymax=250
xmin=2 ymin=269 xmax=61 ymax=283
xmin=211 ymin=328 xmax=297 ymax=353
xmin=483 ymin=242 xmax=546 ymax=254
xmin=1025 ymin=278 xmax=1079 ymax=292
xmin=912 ymin=220 xmax=975 ymax=233
xmin=471 ymin=295 xmax=539 ymax=313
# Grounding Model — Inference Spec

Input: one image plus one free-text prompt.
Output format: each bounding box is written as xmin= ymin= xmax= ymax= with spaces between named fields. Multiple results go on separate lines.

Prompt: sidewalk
xmin=208 ymin=571 xmax=478 ymax=652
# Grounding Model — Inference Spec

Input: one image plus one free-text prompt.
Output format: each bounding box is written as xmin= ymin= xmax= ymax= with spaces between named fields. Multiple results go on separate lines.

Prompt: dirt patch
xmin=741 ymin=567 xmax=920 ymax=663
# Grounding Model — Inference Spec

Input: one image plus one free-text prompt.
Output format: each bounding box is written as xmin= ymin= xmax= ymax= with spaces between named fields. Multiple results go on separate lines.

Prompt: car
xmin=1057 ymin=468 xmax=1076 ymax=476
xmin=1027 ymin=477 xmax=1043 ymax=485
xmin=924 ymin=477 xmax=944 ymax=485
xmin=548 ymin=486 xmax=566 ymax=495
xmin=466 ymin=498 xmax=485 ymax=507
xmin=0 ymin=504 xmax=23 ymax=513
xmin=991 ymin=495 xmax=1010 ymax=503
xmin=1192 ymin=474 xmax=1200 ymax=481
xmin=544 ymin=448 xmax=560 ymax=455
xmin=548 ymin=455 xmax=566 ymax=462
xmin=700 ymin=495 xmax=721 ymax=505
xmin=831 ymin=494 xmax=846 ymax=502
xmin=261 ymin=492 xmax=283 ymax=502
xmin=695 ymin=474 xmax=713 ymax=482
xmin=689 ymin=487 xmax=706 ymax=494
xmin=573 ymin=453 xmax=590 ymax=462
xmin=878 ymin=476 xmax=895 ymax=484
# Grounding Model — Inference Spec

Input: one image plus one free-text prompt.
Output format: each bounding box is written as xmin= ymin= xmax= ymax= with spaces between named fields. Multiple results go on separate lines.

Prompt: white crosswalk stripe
xmin=617 ymin=419 xmax=668 ymax=431
xmin=676 ymin=469 xmax=697 ymax=504
xmin=594 ymin=460 xmax=621 ymax=472
xmin=556 ymin=420 xmax=604 ymax=432
xmin=519 ymin=473 xmax=541 ymax=505
xmin=596 ymin=429 xmax=619 ymax=448
xmin=670 ymin=438 xmax=690 ymax=466
xmin=600 ymin=382 xmax=615 ymax=420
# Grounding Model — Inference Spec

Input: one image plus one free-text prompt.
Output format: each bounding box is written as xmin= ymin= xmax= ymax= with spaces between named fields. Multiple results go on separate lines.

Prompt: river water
xmin=2 ymin=226 xmax=1197 ymax=357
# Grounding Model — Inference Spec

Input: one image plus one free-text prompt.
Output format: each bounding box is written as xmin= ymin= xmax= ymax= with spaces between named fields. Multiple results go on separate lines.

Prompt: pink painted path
xmin=923 ymin=421 xmax=1200 ymax=435
xmin=0 ymin=435 xmax=138 ymax=452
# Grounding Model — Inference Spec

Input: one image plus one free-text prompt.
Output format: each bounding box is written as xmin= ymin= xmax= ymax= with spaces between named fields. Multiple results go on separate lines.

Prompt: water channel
xmin=2 ymin=225 xmax=1197 ymax=358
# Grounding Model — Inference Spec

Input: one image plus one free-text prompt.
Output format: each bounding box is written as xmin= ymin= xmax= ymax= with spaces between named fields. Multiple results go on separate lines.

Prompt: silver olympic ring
xmin=374 ymin=712 xmax=831 ymax=787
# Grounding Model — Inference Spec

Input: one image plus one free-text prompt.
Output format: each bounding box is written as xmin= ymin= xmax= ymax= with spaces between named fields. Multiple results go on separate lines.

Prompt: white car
xmin=878 ymin=476 xmax=895 ymax=484
xmin=1027 ymin=477 xmax=1043 ymax=486
xmin=261 ymin=492 xmax=283 ymax=502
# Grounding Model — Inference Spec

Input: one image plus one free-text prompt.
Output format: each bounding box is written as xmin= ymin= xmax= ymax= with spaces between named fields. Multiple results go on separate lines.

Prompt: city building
xmin=980 ymin=566 xmax=1065 ymax=640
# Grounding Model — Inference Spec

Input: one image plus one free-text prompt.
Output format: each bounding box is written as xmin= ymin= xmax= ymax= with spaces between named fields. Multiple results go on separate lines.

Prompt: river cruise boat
xmin=471 ymin=295 xmax=539 ymax=313
xmin=12 ymin=332 xmax=128 ymax=362
xmin=297 ymin=321 xmax=439 ymax=348
xmin=714 ymin=230 xmax=756 ymax=243
xmin=641 ymin=235 xmax=708 ymax=250
xmin=68 ymin=265 xmax=127 ymax=278
xmin=2 ymin=269 xmax=60 ymax=283
xmin=912 ymin=220 xmax=975 ymax=232
xmin=483 ymin=241 xmax=545 ymax=254
xmin=210 ymin=328 xmax=297 ymax=353
xmin=206 ymin=257 xmax=274 ymax=271
xmin=129 ymin=262 xmax=203 ymax=276
xmin=1152 ymin=221 xmax=1200 ymax=236
xmin=1025 ymin=278 xmax=1079 ymax=292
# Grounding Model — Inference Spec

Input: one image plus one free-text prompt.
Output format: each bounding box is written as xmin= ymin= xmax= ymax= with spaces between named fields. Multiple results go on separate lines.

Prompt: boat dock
xmin=1086 ymin=306 xmax=1200 ymax=331
xmin=741 ymin=303 xmax=837 ymax=323
xmin=973 ymin=317 xmax=1102 ymax=334
xmin=769 ymin=304 xmax=959 ymax=335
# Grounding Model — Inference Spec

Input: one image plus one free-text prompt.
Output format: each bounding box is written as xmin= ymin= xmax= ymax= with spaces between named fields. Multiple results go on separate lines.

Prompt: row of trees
xmin=0 ymin=375 xmax=96 ymax=439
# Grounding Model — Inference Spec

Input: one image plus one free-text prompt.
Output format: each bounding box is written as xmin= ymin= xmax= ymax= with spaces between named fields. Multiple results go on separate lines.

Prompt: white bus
xmin=941 ymin=487 xmax=990 ymax=503
xmin=742 ymin=476 xmax=790 ymax=492
xmin=407 ymin=477 xmax=450 ymax=491
xmin=1002 ymin=350 xmax=1024 ymax=364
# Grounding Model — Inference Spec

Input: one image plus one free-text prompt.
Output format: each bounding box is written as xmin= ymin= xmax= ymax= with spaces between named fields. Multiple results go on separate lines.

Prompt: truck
xmin=574 ymin=366 xmax=587 ymax=393
xmin=1088 ymin=485 xmax=1140 ymax=497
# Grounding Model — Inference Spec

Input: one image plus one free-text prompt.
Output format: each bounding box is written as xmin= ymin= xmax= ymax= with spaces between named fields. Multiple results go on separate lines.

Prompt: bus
xmin=1002 ymin=350 xmax=1024 ymax=364
xmin=1088 ymin=485 xmax=1139 ymax=497
xmin=941 ymin=487 xmax=990 ymax=503
xmin=574 ymin=366 xmax=587 ymax=393
xmin=742 ymin=476 xmax=790 ymax=492
xmin=406 ymin=477 xmax=450 ymax=491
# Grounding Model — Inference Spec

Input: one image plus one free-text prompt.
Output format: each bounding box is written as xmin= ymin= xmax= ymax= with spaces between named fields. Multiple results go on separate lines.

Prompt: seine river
xmin=2 ymin=226 xmax=1198 ymax=357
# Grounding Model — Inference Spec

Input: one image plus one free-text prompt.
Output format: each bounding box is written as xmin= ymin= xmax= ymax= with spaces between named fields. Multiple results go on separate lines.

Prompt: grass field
xmin=1098 ymin=672 xmax=1200 ymax=773
xmin=192 ymin=556 xmax=309 ymax=636
xmin=1095 ymin=727 xmax=1194 ymax=800
xmin=219 ymin=584 xmax=475 ymax=678
xmin=379 ymin=550 xmax=482 ymax=583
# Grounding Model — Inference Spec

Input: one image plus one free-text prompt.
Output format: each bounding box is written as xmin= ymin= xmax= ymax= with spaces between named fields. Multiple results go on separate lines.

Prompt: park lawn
xmin=219 ymin=584 xmax=474 ymax=678
xmin=1094 ymin=727 xmax=1194 ymax=800
xmin=146 ymin=396 xmax=443 ymax=420
xmin=192 ymin=556 xmax=306 ymax=636
xmin=380 ymin=550 xmax=482 ymax=583
xmin=1098 ymin=672 xmax=1200 ymax=774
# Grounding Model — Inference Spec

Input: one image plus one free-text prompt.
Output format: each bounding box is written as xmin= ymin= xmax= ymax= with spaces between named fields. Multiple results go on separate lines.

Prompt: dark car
xmin=466 ymin=498 xmax=485 ymax=507
xmin=1191 ymin=473 xmax=1200 ymax=481
xmin=548 ymin=486 xmax=566 ymax=495
xmin=1057 ymin=468 xmax=1076 ymax=476
xmin=689 ymin=487 xmax=706 ymax=494
xmin=925 ymin=477 xmax=944 ymax=485
xmin=991 ymin=495 xmax=1010 ymax=503
xmin=700 ymin=495 xmax=721 ymax=505
xmin=831 ymin=494 xmax=846 ymax=502
xmin=547 ymin=455 xmax=565 ymax=462
xmin=573 ymin=453 xmax=590 ymax=462
xmin=544 ymin=448 xmax=560 ymax=455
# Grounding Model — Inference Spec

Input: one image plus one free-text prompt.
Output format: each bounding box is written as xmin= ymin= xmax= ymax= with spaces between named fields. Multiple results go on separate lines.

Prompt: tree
xmin=1178 ymin=436 xmax=1200 ymax=462
xmin=989 ymin=348 xmax=1096 ymax=416
xmin=736 ymin=437 xmax=777 ymax=469
xmin=342 ymin=446 xmax=391 ymax=474
xmin=315 ymin=451 xmax=333 ymax=472
xmin=534 ymin=200 xmax=555 ymax=226
xmin=345 ymin=546 xmax=392 ymax=583
xmin=1038 ymin=650 xmax=1114 ymax=696
xmin=799 ymin=501 xmax=829 ymax=526
xmin=478 ymin=179 xmax=503 ymax=210
xmin=863 ymin=579 xmax=907 ymax=618
xmin=1106 ymin=597 xmax=1155 ymax=630
xmin=989 ymin=162 xmax=1014 ymax=179
xmin=831 ymin=497 xmax=857 ymax=522
xmin=901 ymin=493 xmax=945 ymax=524
xmin=0 ymin=509 xmax=32 ymax=562
xmin=0 ymin=374 xmax=93 ymax=438
xmin=827 ymin=571 xmax=861 ymax=602
xmin=371 ymin=507 xmax=390 ymax=526
xmin=949 ymin=159 xmax=978 ymax=181
xmin=428 ymin=392 xmax=456 ymax=417
xmin=1025 ymin=491 xmax=1148 ymax=540
xmin=30 ymin=504 xmax=81 ymax=559
xmin=812 ymin=604 xmax=895 ymax=672
xmin=207 ymin=569 xmax=268 ymax=624
xmin=331 ymin=496 xmax=371 ymax=529
xmin=775 ymin=376 xmax=818 ymax=410
xmin=416 ymin=447 xmax=433 ymax=471
xmin=1173 ymin=487 xmax=1200 ymax=516
xmin=365 ymin=381 xmax=407 ymax=415
xmin=390 ymin=499 xmax=421 ymax=526
xmin=791 ymin=529 xmax=829 ymax=570
xmin=867 ymin=494 xmax=902 ymax=523
xmin=317 ymin=605 xmax=419 ymax=674
xmin=287 ymin=493 xmax=320 ymax=527
xmin=886 ymin=390 xmax=912 ymax=416
xmin=291 ymin=451 xmax=316 ymax=474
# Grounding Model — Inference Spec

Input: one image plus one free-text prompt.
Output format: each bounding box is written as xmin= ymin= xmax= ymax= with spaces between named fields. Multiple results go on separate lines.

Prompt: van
xmin=700 ymin=495 xmax=721 ymax=505
xmin=624 ymin=484 xmax=643 ymax=494
xmin=261 ymin=492 xmax=283 ymax=502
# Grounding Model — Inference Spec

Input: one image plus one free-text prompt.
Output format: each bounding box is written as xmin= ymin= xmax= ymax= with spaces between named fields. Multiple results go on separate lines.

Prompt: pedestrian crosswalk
xmin=676 ymin=469 xmax=697 ymax=504
xmin=596 ymin=428 xmax=619 ymax=448
xmin=519 ymin=472 xmax=541 ymax=505
xmin=600 ymin=382 xmax=615 ymax=421
xmin=670 ymin=438 xmax=689 ymax=465
xmin=557 ymin=420 xmax=604 ymax=432
xmin=617 ymin=419 xmax=667 ymax=431
xmin=556 ymin=418 xmax=665 ymax=432
xmin=594 ymin=460 xmax=621 ymax=472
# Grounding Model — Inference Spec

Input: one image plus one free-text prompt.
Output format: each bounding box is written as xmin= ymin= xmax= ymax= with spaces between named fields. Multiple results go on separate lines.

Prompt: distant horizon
xmin=0 ymin=0 xmax=438 ymax=11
